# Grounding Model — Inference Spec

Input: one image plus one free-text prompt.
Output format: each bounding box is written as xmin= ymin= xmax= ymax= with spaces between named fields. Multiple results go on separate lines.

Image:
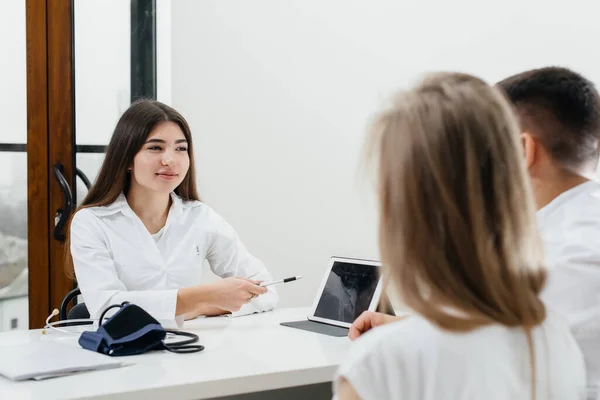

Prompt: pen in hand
xmin=259 ymin=276 xmax=303 ymax=287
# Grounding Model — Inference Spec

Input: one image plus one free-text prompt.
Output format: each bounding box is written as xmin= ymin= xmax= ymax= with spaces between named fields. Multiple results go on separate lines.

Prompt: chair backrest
xmin=59 ymin=287 xmax=90 ymax=321
xmin=68 ymin=302 xmax=90 ymax=320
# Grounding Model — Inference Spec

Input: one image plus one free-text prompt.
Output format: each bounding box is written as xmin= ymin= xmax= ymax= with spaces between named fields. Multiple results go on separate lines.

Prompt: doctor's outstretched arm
xmin=205 ymin=208 xmax=279 ymax=316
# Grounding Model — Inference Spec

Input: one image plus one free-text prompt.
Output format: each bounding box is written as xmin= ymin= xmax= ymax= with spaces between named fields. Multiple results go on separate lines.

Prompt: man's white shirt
xmin=538 ymin=180 xmax=600 ymax=393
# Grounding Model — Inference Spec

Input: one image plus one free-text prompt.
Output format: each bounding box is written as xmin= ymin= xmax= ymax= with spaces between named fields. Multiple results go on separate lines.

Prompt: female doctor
xmin=66 ymin=99 xmax=277 ymax=324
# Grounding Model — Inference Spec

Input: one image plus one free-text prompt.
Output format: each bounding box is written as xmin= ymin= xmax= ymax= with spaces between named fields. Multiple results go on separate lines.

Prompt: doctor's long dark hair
xmin=64 ymin=99 xmax=200 ymax=276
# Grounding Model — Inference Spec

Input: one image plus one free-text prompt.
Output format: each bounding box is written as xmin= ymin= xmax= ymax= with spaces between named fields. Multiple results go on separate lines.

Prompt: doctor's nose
xmin=161 ymin=150 xmax=175 ymax=165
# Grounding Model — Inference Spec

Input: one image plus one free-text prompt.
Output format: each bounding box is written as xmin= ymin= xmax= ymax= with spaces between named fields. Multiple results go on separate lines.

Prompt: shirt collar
xmin=90 ymin=192 xmax=193 ymax=218
xmin=168 ymin=192 xmax=185 ymax=220
xmin=536 ymin=180 xmax=597 ymax=226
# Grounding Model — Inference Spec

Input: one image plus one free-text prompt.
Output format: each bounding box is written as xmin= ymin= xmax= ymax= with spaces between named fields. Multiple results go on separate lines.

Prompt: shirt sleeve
xmin=205 ymin=207 xmax=279 ymax=316
xmin=70 ymin=210 xmax=180 ymax=325
xmin=334 ymin=324 xmax=412 ymax=400
xmin=540 ymin=219 xmax=600 ymax=342
xmin=335 ymin=344 xmax=389 ymax=400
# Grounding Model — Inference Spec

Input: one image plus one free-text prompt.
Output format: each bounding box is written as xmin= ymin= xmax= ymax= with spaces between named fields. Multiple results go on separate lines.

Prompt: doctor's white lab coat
xmin=70 ymin=193 xmax=278 ymax=326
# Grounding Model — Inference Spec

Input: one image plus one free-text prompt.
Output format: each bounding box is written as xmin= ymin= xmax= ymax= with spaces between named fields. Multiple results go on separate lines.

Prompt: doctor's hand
xmin=208 ymin=277 xmax=268 ymax=312
xmin=349 ymin=311 xmax=404 ymax=341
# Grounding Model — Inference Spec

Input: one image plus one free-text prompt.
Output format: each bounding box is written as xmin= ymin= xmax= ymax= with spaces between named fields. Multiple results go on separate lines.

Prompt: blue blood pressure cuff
xmin=79 ymin=302 xmax=203 ymax=356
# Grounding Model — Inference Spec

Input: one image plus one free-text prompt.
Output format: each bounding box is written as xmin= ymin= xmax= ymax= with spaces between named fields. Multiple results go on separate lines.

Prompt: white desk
xmin=0 ymin=307 xmax=350 ymax=400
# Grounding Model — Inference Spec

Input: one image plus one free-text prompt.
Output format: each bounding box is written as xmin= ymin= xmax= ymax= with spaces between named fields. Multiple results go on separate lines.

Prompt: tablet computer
xmin=307 ymin=256 xmax=384 ymax=329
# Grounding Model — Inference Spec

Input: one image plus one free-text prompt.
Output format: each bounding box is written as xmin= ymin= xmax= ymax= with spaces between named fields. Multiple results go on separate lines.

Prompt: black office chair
xmin=59 ymin=287 xmax=90 ymax=324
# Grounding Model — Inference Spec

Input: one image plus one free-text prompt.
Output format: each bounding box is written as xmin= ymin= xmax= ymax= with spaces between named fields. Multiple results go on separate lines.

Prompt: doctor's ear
xmin=520 ymin=132 xmax=537 ymax=170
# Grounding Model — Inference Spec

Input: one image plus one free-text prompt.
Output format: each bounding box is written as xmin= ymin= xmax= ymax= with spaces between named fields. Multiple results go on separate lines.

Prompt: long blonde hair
xmin=369 ymin=72 xmax=547 ymax=397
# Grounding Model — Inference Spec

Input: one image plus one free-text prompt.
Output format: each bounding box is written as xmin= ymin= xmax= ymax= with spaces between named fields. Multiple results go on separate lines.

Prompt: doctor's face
xmin=130 ymin=121 xmax=190 ymax=194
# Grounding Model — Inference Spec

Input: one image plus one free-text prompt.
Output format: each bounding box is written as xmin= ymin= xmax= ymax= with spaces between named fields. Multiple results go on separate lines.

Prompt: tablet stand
xmin=280 ymin=320 xmax=350 ymax=337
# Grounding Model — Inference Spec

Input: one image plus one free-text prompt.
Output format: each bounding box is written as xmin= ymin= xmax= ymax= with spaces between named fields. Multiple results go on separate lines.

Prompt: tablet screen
xmin=313 ymin=260 xmax=380 ymax=323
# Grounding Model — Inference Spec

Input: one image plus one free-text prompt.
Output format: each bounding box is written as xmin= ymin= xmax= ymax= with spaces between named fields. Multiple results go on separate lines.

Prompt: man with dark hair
xmin=501 ymin=67 xmax=600 ymax=396
xmin=497 ymin=67 xmax=600 ymax=200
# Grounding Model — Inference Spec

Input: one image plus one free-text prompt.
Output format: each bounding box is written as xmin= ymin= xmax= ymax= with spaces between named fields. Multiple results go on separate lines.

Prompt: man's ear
xmin=521 ymin=132 xmax=537 ymax=169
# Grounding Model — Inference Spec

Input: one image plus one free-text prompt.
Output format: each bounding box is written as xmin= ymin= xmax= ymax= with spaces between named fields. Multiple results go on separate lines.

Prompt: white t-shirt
xmin=538 ymin=180 xmax=600 ymax=395
xmin=335 ymin=312 xmax=585 ymax=400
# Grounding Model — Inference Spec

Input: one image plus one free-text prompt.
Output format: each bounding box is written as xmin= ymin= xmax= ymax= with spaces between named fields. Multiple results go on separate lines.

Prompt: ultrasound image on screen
xmin=313 ymin=261 xmax=380 ymax=323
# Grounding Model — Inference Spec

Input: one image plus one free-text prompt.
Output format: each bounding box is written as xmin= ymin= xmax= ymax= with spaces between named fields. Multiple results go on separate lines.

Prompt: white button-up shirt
xmin=70 ymin=193 xmax=278 ymax=325
xmin=538 ymin=180 xmax=600 ymax=395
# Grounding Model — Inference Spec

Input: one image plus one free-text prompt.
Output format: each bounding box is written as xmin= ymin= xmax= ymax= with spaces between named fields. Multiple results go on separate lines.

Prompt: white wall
xmin=172 ymin=0 xmax=600 ymax=308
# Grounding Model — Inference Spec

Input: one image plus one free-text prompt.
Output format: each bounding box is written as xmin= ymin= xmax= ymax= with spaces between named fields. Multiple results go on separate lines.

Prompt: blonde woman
xmin=334 ymin=73 xmax=585 ymax=400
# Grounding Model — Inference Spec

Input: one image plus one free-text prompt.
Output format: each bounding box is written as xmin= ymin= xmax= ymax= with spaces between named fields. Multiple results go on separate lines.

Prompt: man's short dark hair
xmin=497 ymin=67 xmax=600 ymax=171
